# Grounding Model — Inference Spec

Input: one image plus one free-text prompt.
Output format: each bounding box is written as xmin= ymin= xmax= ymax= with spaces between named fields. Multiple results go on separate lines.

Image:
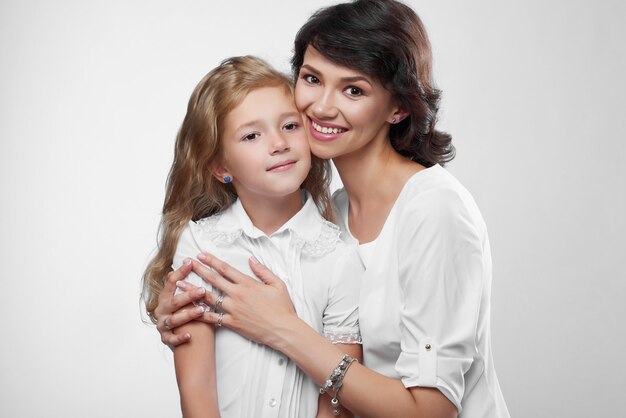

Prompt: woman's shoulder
xmin=400 ymin=165 xmax=474 ymax=206
xmin=397 ymin=165 xmax=486 ymax=231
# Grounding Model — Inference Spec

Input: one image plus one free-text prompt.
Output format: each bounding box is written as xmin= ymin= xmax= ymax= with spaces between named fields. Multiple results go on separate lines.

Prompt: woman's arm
xmin=275 ymin=315 xmax=455 ymax=418
xmin=316 ymin=343 xmax=361 ymax=418
xmin=173 ymin=319 xmax=220 ymax=418
xmin=192 ymin=255 xmax=457 ymax=418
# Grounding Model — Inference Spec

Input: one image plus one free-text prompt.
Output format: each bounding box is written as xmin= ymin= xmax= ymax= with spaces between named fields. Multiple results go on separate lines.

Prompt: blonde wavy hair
xmin=142 ymin=56 xmax=333 ymax=322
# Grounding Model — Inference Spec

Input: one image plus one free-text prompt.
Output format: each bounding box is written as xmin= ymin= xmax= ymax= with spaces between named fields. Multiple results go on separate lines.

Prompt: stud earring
xmin=391 ymin=118 xmax=397 ymax=124
xmin=223 ymin=176 xmax=232 ymax=183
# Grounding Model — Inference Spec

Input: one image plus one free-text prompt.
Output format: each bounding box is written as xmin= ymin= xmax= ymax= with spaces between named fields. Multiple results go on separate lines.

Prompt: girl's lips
xmin=267 ymin=160 xmax=296 ymax=172
xmin=307 ymin=117 xmax=348 ymax=142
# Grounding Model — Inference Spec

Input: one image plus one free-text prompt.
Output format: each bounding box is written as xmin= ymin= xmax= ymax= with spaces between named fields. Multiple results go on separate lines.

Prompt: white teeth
xmin=312 ymin=120 xmax=345 ymax=134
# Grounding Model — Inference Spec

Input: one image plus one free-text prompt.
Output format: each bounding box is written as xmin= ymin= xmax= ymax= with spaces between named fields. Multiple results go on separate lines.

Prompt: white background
xmin=1 ymin=1 xmax=625 ymax=417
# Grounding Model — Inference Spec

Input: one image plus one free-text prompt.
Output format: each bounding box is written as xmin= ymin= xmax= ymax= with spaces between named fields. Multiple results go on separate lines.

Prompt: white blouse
xmin=173 ymin=194 xmax=362 ymax=418
xmin=333 ymin=164 xmax=510 ymax=417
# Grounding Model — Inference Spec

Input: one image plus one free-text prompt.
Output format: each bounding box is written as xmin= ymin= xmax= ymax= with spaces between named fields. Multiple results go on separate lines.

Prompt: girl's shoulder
xmin=190 ymin=211 xmax=242 ymax=247
xmin=294 ymin=216 xmax=343 ymax=258
xmin=291 ymin=196 xmax=346 ymax=258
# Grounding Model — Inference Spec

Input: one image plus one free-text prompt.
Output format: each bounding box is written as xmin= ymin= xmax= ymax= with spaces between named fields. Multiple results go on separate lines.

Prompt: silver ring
xmin=163 ymin=317 xmax=171 ymax=331
xmin=216 ymin=294 xmax=224 ymax=311
xmin=217 ymin=312 xmax=224 ymax=327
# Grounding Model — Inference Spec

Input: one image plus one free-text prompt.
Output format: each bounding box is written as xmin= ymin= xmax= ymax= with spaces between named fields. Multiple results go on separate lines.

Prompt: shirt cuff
xmin=395 ymin=338 xmax=472 ymax=412
xmin=323 ymin=326 xmax=362 ymax=345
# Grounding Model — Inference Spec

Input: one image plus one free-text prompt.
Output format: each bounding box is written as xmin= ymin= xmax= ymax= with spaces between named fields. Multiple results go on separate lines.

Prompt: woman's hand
xmin=190 ymin=253 xmax=298 ymax=348
xmin=154 ymin=260 xmax=208 ymax=347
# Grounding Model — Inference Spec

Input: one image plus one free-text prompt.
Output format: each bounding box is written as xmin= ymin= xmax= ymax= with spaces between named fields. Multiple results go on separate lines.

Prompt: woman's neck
xmin=334 ymin=139 xmax=421 ymax=209
xmin=238 ymin=191 xmax=303 ymax=236
xmin=333 ymin=138 xmax=424 ymax=243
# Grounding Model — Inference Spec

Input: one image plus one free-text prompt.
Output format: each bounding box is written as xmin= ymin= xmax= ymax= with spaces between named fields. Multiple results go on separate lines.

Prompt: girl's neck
xmin=238 ymin=191 xmax=303 ymax=236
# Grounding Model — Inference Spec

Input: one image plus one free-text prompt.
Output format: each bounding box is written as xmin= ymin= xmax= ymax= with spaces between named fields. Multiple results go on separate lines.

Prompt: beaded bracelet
xmin=319 ymin=354 xmax=358 ymax=415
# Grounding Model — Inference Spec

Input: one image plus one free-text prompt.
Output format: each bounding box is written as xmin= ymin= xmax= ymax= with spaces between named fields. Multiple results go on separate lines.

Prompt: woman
xmin=153 ymin=1 xmax=509 ymax=417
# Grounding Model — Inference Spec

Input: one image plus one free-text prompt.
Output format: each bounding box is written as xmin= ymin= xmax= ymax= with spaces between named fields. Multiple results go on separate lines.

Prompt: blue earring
xmin=223 ymin=176 xmax=232 ymax=183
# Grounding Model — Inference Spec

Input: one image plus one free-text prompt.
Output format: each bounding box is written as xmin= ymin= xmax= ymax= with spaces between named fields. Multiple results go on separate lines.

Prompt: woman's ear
xmin=388 ymin=103 xmax=410 ymax=124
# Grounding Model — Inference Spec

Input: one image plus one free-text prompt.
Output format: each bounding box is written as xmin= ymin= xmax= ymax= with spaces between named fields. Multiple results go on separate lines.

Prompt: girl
xmin=143 ymin=56 xmax=362 ymax=418
xmin=156 ymin=1 xmax=510 ymax=417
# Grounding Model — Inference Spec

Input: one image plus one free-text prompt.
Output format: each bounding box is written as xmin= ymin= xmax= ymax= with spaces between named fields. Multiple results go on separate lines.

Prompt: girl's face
xmin=217 ymin=86 xmax=311 ymax=203
xmin=294 ymin=46 xmax=401 ymax=160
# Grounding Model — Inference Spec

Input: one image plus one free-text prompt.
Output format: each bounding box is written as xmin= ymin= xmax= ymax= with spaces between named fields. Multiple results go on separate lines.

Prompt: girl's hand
xmin=190 ymin=253 xmax=298 ymax=348
xmin=154 ymin=261 xmax=207 ymax=347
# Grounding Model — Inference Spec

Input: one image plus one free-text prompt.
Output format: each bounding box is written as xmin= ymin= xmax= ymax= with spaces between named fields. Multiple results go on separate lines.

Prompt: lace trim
xmin=194 ymin=214 xmax=341 ymax=254
xmin=324 ymin=330 xmax=362 ymax=345
xmin=293 ymin=219 xmax=342 ymax=257
xmin=193 ymin=215 xmax=242 ymax=246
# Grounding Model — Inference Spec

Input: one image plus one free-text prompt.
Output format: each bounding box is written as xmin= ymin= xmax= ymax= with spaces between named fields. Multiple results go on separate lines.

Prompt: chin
xmin=308 ymin=143 xmax=339 ymax=160
xmin=270 ymin=180 xmax=307 ymax=197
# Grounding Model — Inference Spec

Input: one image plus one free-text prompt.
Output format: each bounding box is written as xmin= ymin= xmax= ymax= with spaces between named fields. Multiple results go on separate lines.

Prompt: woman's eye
xmin=283 ymin=122 xmax=299 ymax=131
xmin=345 ymin=86 xmax=363 ymax=97
xmin=303 ymin=74 xmax=320 ymax=84
xmin=242 ymin=133 xmax=259 ymax=141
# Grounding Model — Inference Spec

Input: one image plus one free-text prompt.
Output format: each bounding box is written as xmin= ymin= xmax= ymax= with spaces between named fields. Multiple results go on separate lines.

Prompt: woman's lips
xmin=307 ymin=117 xmax=348 ymax=142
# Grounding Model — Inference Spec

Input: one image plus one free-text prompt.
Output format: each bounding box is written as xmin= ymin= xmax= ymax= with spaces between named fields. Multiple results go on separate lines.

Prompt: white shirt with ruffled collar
xmin=173 ymin=193 xmax=363 ymax=418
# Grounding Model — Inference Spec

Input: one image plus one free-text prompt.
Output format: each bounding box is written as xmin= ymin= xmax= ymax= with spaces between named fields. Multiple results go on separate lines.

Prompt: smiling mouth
xmin=311 ymin=120 xmax=347 ymax=134
xmin=267 ymin=160 xmax=296 ymax=172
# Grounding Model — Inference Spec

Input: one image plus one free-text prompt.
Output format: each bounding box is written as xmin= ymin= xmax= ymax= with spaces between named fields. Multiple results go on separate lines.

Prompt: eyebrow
xmin=234 ymin=111 xmax=301 ymax=133
xmin=301 ymin=64 xmax=373 ymax=87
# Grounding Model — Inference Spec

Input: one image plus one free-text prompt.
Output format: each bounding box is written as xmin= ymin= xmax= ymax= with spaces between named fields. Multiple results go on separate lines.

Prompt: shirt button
xmin=278 ymin=357 xmax=285 ymax=366
xmin=269 ymin=398 xmax=278 ymax=407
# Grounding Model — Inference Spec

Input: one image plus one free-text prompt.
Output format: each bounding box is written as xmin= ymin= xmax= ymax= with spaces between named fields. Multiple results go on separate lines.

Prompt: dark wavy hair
xmin=291 ymin=0 xmax=454 ymax=167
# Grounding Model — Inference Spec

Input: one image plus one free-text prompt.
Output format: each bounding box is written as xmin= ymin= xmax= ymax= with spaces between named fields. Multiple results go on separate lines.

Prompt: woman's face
xmin=294 ymin=46 xmax=400 ymax=161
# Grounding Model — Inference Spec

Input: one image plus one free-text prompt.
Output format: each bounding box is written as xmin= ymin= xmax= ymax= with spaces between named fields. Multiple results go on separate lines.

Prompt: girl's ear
xmin=212 ymin=163 xmax=232 ymax=184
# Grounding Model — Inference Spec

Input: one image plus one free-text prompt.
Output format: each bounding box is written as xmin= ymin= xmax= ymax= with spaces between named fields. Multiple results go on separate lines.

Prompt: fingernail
xmin=196 ymin=287 xmax=206 ymax=296
xmin=184 ymin=333 xmax=191 ymax=340
xmin=194 ymin=306 xmax=205 ymax=314
xmin=176 ymin=281 xmax=187 ymax=289
xmin=183 ymin=258 xmax=192 ymax=266
xmin=197 ymin=253 xmax=207 ymax=261
xmin=250 ymin=256 xmax=260 ymax=265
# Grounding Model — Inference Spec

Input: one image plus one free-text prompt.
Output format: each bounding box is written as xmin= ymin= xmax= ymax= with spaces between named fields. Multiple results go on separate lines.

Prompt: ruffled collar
xmin=192 ymin=192 xmax=341 ymax=257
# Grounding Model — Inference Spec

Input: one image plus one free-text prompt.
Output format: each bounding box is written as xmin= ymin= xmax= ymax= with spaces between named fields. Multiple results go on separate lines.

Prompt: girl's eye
xmin=242 ymin=132 xmax=259 ymax=141
xmin=303 ymin=74 xmax=320 ymax=85
xmin=345 ymin=86 xmax=363 ymax=97
xmin=283 ymin=122 xmax=299 ymax=131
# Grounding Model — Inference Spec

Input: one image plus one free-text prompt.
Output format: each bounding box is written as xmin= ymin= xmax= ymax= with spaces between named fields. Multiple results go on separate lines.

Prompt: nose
xmin=270 ymin=131 xmax=290 ymax=155
xmin=311 ymin=89 xmax=339 ymax=120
